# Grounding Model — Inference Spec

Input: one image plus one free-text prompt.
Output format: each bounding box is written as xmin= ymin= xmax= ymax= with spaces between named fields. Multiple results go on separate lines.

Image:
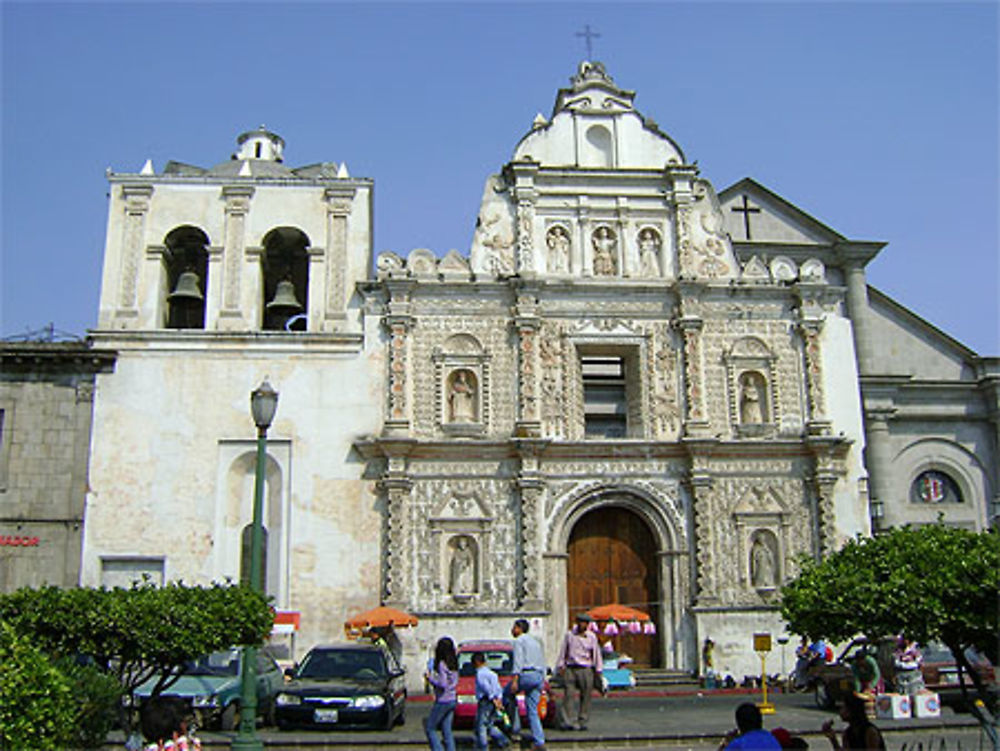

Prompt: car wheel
xmin=221 ymin=702 xmax=240 ymax=731
xmin=815 ymin=681 xmax=834 ymax=710
xmin=382 ymin=706 xmax=396 ymax=731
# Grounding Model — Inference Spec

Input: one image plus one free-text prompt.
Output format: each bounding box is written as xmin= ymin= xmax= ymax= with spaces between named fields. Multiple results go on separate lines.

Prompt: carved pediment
xmin=433 ymin=488 xmax=492 ymax=520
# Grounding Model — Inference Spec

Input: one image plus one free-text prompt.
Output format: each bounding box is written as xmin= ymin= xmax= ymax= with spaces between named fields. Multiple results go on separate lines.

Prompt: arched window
xmin=261 ymin=227 xmax=310 ymax=331
xmin=164 ymin=226 xmax=209 ymax=329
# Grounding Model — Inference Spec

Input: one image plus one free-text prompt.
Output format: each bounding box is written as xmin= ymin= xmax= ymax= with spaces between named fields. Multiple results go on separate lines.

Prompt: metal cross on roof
xmin=576 ymin=24 xmax=601 ymax=60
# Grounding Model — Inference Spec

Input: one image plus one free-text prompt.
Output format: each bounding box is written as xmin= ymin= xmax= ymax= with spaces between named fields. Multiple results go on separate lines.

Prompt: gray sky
xmin=2 ymin=1 xmax=997 ymax=353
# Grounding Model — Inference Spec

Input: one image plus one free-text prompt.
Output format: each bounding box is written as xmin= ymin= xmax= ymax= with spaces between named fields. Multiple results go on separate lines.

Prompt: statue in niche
xmin=638 ymin=228 xmax=661 ymax=277
xmin=739 ymin=371 xmax=768 ymax=424
xmin=592 ymin=227 xmax=618 ymax=276
xmin=750 ymin=533 xmax=777 ymax=588
xmin=448 ymin=369 xmax=478 ymax=422
xmin=546 ymin=226 xmax=570 ymax=273
xmin=448 ymin=535 xmax=477 ymax=595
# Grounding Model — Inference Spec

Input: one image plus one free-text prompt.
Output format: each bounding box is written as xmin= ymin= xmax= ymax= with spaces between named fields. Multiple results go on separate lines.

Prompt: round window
xmin=910 ymin=470 xmax=962 ymax=504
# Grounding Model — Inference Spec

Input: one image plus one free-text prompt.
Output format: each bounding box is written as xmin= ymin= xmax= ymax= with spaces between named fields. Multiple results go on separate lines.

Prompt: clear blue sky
xmin=3 ymin=1 xmax=997 ymax=353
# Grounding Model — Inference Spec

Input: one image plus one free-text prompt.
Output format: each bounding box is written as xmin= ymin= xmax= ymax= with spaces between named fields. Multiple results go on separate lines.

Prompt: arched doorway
xmin=567 ymin=506 xmax=660 ymax=667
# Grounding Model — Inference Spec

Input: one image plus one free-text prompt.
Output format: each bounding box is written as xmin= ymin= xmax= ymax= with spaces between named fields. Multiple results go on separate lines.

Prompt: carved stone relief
xmin=591 ymin=226 xmax=618 ymax=276
xmin=637 ymin=227 xmax=662 ymax=277
xmin=546 ymin=225 xmax=571 ymax=274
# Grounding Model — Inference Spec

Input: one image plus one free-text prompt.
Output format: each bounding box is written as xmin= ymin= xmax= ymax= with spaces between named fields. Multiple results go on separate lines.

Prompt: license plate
xmin=314 ymin=708 xmax=339 ymax=723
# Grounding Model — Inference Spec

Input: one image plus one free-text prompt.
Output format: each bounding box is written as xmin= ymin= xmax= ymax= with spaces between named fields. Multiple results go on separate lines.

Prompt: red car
xmin=453 ymin=639 xmax=556 ymax=729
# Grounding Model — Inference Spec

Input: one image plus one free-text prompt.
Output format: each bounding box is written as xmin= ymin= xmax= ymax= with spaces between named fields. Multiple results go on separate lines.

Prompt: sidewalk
xmin=113 ymin=688 xmax=988 ymax=750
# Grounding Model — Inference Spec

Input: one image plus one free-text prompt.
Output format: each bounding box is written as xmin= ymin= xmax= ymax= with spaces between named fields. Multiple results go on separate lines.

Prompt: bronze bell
xmin=266 ymin=278 xmax=302 ymax=314
xmin=167 ymin=270 xmax=204 ymax=304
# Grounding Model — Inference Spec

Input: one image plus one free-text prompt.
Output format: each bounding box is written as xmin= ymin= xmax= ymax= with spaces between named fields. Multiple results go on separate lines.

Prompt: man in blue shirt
xmin=472 ymin=651 xmax=510 ymax=750
xmin=505 ymin=618 xmax=546 ymax=750
xmin=719 ymin=703 xmax=781 ymax=750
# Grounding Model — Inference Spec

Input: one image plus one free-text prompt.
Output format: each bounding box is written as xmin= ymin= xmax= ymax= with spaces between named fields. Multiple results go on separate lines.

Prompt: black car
xmin=275 ymin=643 xmax=406 ymax=730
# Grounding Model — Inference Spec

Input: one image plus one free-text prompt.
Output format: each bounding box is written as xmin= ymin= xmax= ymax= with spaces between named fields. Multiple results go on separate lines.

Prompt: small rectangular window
xmin=582 ymin=355 xmax=627 ymax=438
xmin=100 ymin=557 xmax=164 ymax=588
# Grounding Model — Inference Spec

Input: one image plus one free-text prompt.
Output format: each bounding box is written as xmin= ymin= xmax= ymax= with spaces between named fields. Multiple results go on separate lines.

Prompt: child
xmin=139 ymin=696 xmax=201 ymax=751
xmin=472 ymin=651 xmax=510 ymax=750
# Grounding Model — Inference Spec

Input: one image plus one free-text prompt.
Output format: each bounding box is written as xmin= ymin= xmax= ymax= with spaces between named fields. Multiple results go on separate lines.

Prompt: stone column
xmin=687 ymin=468 xmax=717 ymax=606
xmin=381 ymin=467 xmax=413 ymax=607
xmin=218 ymin=185 xmax=254 ymax=329
xmin=515 ymin=475 xmax=545 ymax=609
xmin=513 ymin=290 xmax=541 ymax=437
xmin=844 ymin=262 xmax=874 ymax=373
xmin=509 ymin=161 xmax=539 ymax=275
xmin=677 ymin=314 xmax=709 ymax=436
xmin=865 ymin=407 xmax=896 ymax=530
xmin=115 ymin=184 xmax=153 ymax=322
xmin=324 ymin=187 xmax=356 ymax=328
xmin=798 ymin=319 xmax=831 ymax=435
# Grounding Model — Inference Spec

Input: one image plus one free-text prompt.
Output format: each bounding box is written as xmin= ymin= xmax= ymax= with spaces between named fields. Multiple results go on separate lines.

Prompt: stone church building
xmin=75 ymin=62 xmax=997 ymax=682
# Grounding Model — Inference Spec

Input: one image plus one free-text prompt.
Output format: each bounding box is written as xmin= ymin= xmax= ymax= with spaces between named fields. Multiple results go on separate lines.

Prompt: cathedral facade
xmin=77 ymin=63 xmax=997 ymax=682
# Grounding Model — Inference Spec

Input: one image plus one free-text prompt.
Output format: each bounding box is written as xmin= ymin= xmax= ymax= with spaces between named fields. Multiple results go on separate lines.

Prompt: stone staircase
xmin=632 ymin=667 xmax=700 ymax=690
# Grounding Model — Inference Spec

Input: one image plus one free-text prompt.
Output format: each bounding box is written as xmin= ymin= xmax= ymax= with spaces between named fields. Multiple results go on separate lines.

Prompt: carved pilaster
xmin=324 ymin=186 xmax=356 ymax=321
xmin=508 ymin=160 xmax=539 ymax=275
xmin=513 ymin=292 xmax=540 ymax=436
xmin=116 ymin=184 xmax=153 ymax=318
xmin=384 ymin=281 xmax=414 ymax=435
xmin=808 ymin=436 xmax=851 ymax=556
xmin=515 ymin=475 xmax=545 ymax=609
xmin=380 ymin=468 xmax=413 ymax=606
xmin=677 ymin=316 xmax=708 ymax=434
xmin=799 ymin=319 xmax=830 ymax=435
xmin=686 ymin=464 xmax=717 ymax=605
xmin=219 ymin=185 xmax=254 ymax=326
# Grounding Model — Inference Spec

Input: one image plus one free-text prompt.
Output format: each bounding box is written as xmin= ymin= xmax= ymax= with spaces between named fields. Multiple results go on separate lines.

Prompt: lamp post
xmin=232 ymin=379 xmax=278 ymax=751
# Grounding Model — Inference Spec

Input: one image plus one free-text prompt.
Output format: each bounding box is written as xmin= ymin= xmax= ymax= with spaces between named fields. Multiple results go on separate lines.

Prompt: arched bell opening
xmin=164 ymin=226 xmax=209 ymax=329
xmin=261 ymin=227 xmax=310 ymax=331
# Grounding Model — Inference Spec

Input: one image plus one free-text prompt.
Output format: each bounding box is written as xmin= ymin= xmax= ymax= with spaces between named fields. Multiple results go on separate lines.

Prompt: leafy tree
xmin=0 ymin=621 xmax=76 ymax=751
xmin=781 ymin=524 xmax=1000 ymax=714
xmin=0 ymin=581 xmax=273 ymax=732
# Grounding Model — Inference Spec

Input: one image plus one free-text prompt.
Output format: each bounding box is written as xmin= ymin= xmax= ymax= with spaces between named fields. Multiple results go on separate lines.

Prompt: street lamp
xmin=232 ymin=379 xmax=278 ymax=751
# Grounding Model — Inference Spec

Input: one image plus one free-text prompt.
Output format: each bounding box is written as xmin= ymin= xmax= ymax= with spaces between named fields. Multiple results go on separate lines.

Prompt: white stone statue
xmin=638 ymin=228 xmax=661 ymax=277
xmin=592 ymin=227 xmax=617 ymax=276
xmin=448 ymin=370 xmax=477 ymax=422
xmin=546 ymin=226 xmax=570 ymax=273
xmin=750 ymin=534 xmax=776 ymax=587
xmin=448 ymin=536 xmax=476 ymax=594
xmin=739 ymin=371 xmax=767 ymax=424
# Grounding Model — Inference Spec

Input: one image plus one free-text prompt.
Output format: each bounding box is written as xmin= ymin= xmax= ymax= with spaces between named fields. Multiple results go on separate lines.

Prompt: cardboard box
xmin=875 ymin=693 xmax=912 ymax=720
xmin=913 ymin=692 xmax=941 ymax=718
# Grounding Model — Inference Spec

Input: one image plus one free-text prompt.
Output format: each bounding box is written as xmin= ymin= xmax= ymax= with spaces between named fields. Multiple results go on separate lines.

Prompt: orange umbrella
xmin=344 ymin=606 xmax=419 ymax=635
xmin=585 ymin=603 xmax=650 ymax=623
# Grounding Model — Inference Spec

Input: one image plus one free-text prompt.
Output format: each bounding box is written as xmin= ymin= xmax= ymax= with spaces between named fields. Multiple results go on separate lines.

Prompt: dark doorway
xmin=567 ymin=505 xmax=660 ymax=667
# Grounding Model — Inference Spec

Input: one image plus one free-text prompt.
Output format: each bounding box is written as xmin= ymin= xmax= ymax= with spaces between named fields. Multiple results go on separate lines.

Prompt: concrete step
xmin=632 ymin=668 xmax=698 ymax=688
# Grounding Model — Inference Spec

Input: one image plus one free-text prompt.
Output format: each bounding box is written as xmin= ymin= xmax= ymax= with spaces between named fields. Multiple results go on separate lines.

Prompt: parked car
xmin=132 ymin=647 xmax=284 ymax=730
xmin=275 ymin=643 xmax=406 ymax=730
xmin=454 ymin=639 xmax=556 ymax=729
xmin=809 ymin=638 xmax=997 ymax=710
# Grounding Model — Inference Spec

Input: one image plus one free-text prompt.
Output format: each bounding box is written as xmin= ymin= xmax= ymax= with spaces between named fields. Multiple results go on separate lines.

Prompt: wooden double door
xmin=567 ymin=505 xmax=661 ymax=667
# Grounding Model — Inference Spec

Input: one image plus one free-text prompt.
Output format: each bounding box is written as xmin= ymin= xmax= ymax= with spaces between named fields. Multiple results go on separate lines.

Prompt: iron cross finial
xmin=576 ymin=24 xmax=601 ymax=60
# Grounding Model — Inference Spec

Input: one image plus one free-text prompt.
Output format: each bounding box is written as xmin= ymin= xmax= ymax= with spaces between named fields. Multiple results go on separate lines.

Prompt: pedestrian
xmin=821 ymin=692 xmax=886 ymax=750
xmin=718 ymin=702 xmax=782 ymax=750
xmin=850 ymin=649 xmax=881 ymax=695
xmin=772 ymin=726 xmax=810 ymax=749
xmin=471 ymin=651 xmax=510 ymax=750
xmin=555 ymin=613 xmax=603 ymax=730
xmin=892 ymin=637 xmax=924 ymax=696
xmin=139 ymin=696 xmax=201 ymax=751
xmin=503 ymin=618 xmax=547 ymax=750
xmin=424 ymin=636 xmax=459 ymax=751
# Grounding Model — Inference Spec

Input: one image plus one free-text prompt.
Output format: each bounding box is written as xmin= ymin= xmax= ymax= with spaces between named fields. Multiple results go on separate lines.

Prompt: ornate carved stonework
xmin=118 ymin=184 xmax=153 ymax=313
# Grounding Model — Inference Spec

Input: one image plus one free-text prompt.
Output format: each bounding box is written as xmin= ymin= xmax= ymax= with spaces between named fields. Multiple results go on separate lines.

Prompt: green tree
xmin=781 ymin=524 xmax=1000 ymax=726
xmin=0 ymin=581 xmax=273 ymax=733
xmin=0 ymin=621 xmax=76 ymax=751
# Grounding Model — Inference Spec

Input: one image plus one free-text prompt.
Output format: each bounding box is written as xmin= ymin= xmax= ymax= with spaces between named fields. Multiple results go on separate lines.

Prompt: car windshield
xmin=183 ymin=649 xmax=241 ymax=677
xmin=298 ymin=649 xmax=387 ymax=680
xmin=457 ymin=649 xmax=513 ymax=677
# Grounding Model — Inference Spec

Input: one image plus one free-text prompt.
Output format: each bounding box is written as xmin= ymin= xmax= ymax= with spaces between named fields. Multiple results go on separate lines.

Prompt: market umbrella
xmin=344 ymin=606 xmax=419 ymax=637
xmin=584 ymin=603 xmax=656 ymax=636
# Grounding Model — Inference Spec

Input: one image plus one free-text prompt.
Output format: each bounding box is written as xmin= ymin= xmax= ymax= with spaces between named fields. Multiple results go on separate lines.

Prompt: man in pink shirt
xmin=555 ymin=613 xmax=603 ymax=730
